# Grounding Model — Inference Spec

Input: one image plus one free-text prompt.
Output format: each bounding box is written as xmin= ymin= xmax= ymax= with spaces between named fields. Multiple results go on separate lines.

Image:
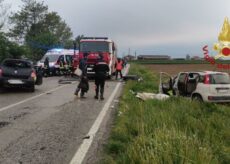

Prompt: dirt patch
xmin=147 ymin=64 xmax=230 ymax=76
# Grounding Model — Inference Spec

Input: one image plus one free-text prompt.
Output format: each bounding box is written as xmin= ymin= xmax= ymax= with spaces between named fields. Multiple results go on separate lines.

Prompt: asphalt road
xmin=0 ymin=74 xmax=125 ymax=164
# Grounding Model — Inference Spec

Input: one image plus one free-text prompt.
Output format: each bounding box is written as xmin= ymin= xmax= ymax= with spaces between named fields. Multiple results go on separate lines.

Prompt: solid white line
xmin=69 ymin=82 xmax=121 ymax=164
xmin=69 ymin=64 xmax=129 ymax=164
xmin=0 ymin=83 xmax=73 ymax=112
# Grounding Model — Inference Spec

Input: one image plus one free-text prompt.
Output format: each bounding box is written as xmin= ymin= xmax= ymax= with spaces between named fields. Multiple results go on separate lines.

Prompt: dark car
xmin=0 ymin=59 xmax=43 ymax=92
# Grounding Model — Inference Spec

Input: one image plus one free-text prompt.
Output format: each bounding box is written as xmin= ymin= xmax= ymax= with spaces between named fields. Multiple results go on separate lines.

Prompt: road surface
xmin=0 ymin=70 xmax=126 ymax=164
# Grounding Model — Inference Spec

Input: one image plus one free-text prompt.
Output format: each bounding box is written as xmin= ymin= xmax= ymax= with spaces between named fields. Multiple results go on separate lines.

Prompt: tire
xmin=192 ymin=94 xmax=203 ymax=102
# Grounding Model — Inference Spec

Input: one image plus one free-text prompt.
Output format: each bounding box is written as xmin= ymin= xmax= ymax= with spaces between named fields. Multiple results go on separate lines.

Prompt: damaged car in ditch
xmin=159 ymin=71 xmax=230 ymax=103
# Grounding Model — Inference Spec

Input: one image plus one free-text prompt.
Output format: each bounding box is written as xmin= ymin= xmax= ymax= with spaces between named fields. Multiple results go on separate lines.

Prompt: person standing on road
xmin=44 ymin=57 xmax=50 ymax=77
xmin=115 ymin=58 xmax=123 ymax=80
xmin=94 ymin=53 xmax=109 ymax=100
xmin=74 ymin=53 xmax=89 ymax=97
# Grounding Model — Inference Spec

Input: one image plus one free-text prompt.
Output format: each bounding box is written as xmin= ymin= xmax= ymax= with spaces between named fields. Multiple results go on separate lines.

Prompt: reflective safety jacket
xmin=116 ymin=61 xmax=123 ymax=71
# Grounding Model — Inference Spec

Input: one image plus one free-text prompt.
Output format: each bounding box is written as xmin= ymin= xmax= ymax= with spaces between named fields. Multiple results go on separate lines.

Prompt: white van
xmin=37 ymin=49 xmax=77 ymax=75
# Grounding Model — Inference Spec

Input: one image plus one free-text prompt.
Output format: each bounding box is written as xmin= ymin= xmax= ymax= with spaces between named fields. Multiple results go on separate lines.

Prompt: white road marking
xmin=0 ymin=83 xmax=74 ymax=112
xmin=70 ymin=64 xmax=129 ymax=164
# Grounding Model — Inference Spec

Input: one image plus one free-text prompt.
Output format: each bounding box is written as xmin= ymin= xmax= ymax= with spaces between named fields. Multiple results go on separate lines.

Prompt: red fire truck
xmin=73 ymin=37 xmax=117 ymax=77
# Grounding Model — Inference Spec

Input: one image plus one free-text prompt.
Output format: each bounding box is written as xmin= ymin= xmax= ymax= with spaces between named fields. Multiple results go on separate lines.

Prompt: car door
xmin=159 ymin=72 xmax=173 ymax=95
xmin=177 ymin=73 xmax=188 ymax=95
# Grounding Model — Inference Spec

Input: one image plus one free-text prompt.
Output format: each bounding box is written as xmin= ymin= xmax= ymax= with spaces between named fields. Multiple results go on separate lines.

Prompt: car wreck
xmin=159 ymin=71 xmax=230 ymax=103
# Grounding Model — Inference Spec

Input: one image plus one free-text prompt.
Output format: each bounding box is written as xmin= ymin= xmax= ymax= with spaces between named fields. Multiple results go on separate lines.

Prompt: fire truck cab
xmin=73 ymin=37 xmax=117 ymax=77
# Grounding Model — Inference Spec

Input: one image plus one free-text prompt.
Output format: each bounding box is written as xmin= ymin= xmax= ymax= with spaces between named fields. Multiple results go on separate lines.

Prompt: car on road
xmin=160 ymin=71 xmax=230 ymax=103
xmin=0 ymin=59 xmax=43 ymax=92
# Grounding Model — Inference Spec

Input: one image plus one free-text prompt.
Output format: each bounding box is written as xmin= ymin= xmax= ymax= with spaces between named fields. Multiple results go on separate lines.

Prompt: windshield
xmin=3 ymin=60 xmax=32 ymax=68
xmin=209 ymin=73 xmax=230 ymax=84
xmin=80 ymin=41 xmax=109 ymax=52
xmin=41 ymin=54 xmax=60 ymax=62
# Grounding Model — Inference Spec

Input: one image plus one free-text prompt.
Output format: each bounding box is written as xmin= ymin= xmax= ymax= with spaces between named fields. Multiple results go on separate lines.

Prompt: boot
xmin=74 ymin=88 xmax=80 ymax=96
xmin=94 ymin=94 xmax=98 ymax=99
xmin=80 ymin=91 xmax=85 ymax=98
xmin=95 ymin=85 xmax=99 ymax=99
xmin=100 ymin=88 xmax=104 ymax=100
xmin=100 ymin=94 xmax=104 ymax=100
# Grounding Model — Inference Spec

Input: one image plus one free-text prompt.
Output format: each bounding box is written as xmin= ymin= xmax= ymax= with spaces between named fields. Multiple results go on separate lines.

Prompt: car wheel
xmin=192 ymin=94 xmax=203 ymax=102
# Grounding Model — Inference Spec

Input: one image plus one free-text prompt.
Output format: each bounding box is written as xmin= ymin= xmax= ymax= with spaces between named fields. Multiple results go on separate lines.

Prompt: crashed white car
xmin=160 ymin=71 xmax=230 ymax=103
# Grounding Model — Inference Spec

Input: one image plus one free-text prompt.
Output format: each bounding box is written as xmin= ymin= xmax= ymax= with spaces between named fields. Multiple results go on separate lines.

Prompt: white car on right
xmin=173 ymin=71 xmax=230 ymax=102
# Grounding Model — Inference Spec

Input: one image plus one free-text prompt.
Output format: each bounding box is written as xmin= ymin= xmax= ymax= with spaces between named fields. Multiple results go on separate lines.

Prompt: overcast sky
xmin=4 ymin=0 xmax=230 ymax=57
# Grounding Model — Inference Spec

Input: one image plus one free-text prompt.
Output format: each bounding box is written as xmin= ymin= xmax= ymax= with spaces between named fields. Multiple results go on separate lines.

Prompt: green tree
xmin=75 ymin=35 xmax=84 ymax=49
xmin=9 ymin=0 xmax=73 ymax=60
xmin=0 ymin=32 xmax=8 ymax=61
xmin=0 ymin=32 xmax=27 ymax=62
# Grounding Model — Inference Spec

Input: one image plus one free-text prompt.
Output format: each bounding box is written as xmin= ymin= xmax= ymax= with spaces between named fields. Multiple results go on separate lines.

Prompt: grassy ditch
xmin=102 ymin=64 xmax=230 ymax=164
xmin=130 ymin=60 xmax=230 ymax=65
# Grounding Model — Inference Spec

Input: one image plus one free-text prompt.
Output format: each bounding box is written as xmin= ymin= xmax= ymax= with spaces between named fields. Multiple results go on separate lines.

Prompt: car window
xmin=209 ymin=73 xmax=230 ymax=84
xmin=178 ymin=73 xmax=187 ymax=83
xmin=3 ymin=60 xmax=32 ymax=68
xmin=66 ymin=55 xmax=72 ymax=62
xmin=198 ymin=75 xmax=205 ymax=83
xmin=41 ymin=55 xmax=60 ymax=62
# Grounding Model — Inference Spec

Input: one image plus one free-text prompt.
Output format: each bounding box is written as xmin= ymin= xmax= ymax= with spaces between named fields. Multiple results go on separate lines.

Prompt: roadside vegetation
xmin=131 ymin=59 xmax=230 ymax=65
xmin=102 ymin=64 xmax=230 ymax=164
xmin=0 ymin=0 xmax=83 ymax=62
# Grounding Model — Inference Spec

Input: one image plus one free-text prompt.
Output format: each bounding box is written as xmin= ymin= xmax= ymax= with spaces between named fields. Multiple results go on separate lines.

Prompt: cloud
xmin=4 ymin=0 xmax=230 ymax=57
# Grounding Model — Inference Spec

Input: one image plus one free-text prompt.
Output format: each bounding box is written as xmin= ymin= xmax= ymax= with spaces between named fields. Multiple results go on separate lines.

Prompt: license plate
xmin=8 ymin=79 xmax=24 ymax=84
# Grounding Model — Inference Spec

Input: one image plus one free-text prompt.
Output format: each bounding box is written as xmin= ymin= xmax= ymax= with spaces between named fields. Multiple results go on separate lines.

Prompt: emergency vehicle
xmin=73 ymin=37 xmax=117 ymax=77
xmin=37 ymin=48 xmax=77 ymax=75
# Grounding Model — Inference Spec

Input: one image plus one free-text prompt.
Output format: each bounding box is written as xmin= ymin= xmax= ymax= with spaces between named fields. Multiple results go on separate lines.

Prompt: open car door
xmin=159 ymin=72 xmax=173 ymax=95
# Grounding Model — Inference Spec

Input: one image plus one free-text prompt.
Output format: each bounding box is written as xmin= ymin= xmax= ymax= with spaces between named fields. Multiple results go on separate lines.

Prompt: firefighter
xmin=74 ymin=53 xmax=89 ymax=97
xmin=115 ymin=58 xmax=123 ymax=80
xmin=94 ymin=53 xmax=109 ymax=100
xmin=44 ymin=57 xmax=50 ymax=77
xmin=59 ymin=56 xmax=65 ymax=75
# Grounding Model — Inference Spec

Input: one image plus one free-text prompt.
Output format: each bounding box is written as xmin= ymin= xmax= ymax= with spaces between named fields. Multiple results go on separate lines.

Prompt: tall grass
xmin=102 ymin=64 xmax=230 ymax=164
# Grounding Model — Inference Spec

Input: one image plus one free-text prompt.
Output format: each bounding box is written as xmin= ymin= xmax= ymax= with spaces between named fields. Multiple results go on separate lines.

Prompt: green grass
xmin=130 ymin=60 xmax=230 ymax=65
xmin=102 ymin=64 xmax=230 ymax=164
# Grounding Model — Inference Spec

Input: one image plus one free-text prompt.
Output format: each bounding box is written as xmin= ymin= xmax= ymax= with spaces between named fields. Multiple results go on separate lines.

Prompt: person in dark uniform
xmin=74 ymin=53 xmax=89 ymax=97
xmin=94 ymin=53 xmax=109 ymax=100
xmin=44 ymin=57 xmax=50 ymax=77
xmin=59 ymin=56 xmax=65 ymax=75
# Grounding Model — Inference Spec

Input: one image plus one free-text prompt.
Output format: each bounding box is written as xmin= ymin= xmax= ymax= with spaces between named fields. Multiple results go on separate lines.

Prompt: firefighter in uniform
xmin=94 ymin=53 xmax=109 ymax=100
xmin=44 ymin=57 xmax=50 ymax=77
xmin=74 ymin=53 xmax=89 ymax=97
xmin=59 ymin=56 xmax=65 ymax=75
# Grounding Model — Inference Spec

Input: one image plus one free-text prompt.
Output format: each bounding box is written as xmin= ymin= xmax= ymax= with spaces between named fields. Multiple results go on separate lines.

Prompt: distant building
xmin=137 ymin=55 xmax=171 ymax=60
xmin=124 ymin=55 xmax=136 ymax=61
xmin=186 ymin=54 xmax=190 ymax=60
xmin=173 ymin=58 xmax=185 ymax=60
xmin=191 ymin=56 xmax=202 ymax=60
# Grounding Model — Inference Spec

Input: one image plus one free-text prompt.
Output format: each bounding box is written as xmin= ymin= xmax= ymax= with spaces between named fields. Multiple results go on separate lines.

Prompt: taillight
xmin=204 ymin=74 xmax=210 ymax=84
xmin=0 ymin=68 xmax=2 ymax=76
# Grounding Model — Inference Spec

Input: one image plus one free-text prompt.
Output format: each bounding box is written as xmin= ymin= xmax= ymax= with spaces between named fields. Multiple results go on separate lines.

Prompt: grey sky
xmin=4 ymin=0 xmax=230 ymax=57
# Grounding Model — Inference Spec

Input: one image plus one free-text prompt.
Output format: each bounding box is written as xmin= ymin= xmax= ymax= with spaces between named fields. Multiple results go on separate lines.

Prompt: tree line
xmin=0 ymin=0 xmax=83 ymax=62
